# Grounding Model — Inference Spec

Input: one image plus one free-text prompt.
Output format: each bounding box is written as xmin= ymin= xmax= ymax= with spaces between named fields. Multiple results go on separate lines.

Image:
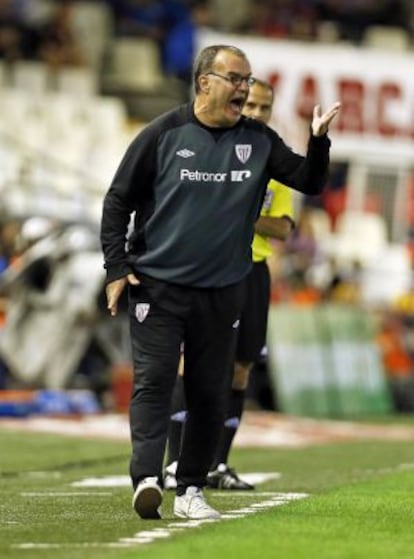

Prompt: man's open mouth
xmin=230 ymin=97 xmax=246 ymax=113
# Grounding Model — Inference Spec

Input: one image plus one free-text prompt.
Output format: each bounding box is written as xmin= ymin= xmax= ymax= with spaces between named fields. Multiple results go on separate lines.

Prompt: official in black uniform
xmin=100 ymin=44 xmax=340 ymax=520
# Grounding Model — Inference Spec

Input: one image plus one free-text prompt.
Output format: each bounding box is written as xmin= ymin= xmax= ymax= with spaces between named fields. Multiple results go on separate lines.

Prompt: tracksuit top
xmin=101 ymin=102 xmax=331 ymax=288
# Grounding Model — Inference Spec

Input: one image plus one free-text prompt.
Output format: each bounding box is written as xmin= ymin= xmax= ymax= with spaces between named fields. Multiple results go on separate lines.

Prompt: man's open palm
xmin=312 ymin=102 xmax=341 ymax=137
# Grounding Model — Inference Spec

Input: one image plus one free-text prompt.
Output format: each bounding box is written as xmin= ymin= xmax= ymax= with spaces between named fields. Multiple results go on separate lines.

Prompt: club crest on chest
xmin=235 ymin=144 xmax=252 ymax=164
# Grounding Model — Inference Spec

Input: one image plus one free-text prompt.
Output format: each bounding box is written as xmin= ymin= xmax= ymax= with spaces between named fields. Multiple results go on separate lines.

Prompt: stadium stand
xmin=0 ymin=0 xmax=413 ymax=411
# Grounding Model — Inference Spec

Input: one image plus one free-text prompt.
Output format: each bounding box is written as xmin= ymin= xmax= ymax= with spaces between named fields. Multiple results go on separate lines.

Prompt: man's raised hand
xmin=312 ymin=102 xmax=341 ymax=137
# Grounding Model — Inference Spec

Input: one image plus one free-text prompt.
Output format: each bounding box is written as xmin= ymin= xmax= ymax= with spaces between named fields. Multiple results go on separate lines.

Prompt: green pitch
xmin=2 ymin=421 xmax=414 ymax=559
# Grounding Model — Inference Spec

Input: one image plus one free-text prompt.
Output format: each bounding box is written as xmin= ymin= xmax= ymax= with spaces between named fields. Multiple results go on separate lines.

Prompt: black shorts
xmin=236 ymin=260 xmax=270 ymax=363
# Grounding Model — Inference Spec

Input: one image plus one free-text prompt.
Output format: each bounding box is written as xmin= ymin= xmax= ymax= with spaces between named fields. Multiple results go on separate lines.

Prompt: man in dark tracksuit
xmin=100 ymin=44 xmax=340 ymax=520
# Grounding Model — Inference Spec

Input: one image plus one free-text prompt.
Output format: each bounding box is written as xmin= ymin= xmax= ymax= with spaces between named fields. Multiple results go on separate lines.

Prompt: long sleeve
xmin=100 ymin=126 xmax=158 ymax=283
xmin=266 ymin=129 xmax=331 ymax=196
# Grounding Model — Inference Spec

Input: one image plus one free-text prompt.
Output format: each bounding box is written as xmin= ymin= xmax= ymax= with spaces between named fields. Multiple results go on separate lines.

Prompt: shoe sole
xmin=174 ymin=500 xmax=221 ymax=520
xmin=174 ymin=509 xmax=220 ymax=520
xmin=173 ymin=509 xmax=187 ymax=519
xmin=133 ymin=486 xmax=162 ymax=519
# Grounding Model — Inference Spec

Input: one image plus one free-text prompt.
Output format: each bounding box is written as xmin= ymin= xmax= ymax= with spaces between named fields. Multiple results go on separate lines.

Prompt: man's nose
xmin=238 ymin=79 xmax=250 ymax=91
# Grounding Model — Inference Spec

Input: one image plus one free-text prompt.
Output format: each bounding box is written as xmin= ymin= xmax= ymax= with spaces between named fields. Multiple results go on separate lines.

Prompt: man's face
xmin=202 ymin=50 xmax=252 ymax=127
xmin=242 ymin=83 xmax=273 ymax=125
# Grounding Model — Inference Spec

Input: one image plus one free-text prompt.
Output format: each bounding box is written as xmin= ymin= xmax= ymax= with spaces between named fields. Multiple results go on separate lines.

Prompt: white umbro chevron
xmin=176 ymin=148 xmax=195 ymax=158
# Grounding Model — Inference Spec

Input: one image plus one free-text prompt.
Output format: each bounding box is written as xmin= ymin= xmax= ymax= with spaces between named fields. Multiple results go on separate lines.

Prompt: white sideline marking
xmin=72 ymin=475 xmax=129 ymax=488
xmin=212 ymin=491 xmax=284 ymax=497
xmin=24 ymin=471 xmax=62 ymax=479
xmin=71 ymin=472 xmax=280 ymax=488
xmin=16 ymin=543 xmax=133 ymax=549
xmin=234 ymin=472 xmax=281 ymax=485
xmin=13 ymin=492 xmax=308 ymax=550
xmin=20 ymin=492 xmax=112 ymax=497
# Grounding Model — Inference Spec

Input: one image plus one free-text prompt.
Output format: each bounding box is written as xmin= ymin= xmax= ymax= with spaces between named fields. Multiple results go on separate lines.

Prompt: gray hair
xmin=192 ymin=45 xmax=248 ymax=94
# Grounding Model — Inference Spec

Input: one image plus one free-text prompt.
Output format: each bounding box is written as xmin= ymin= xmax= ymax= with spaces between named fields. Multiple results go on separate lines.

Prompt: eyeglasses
xmin=206 ymin=72 xmax=256 ymax=88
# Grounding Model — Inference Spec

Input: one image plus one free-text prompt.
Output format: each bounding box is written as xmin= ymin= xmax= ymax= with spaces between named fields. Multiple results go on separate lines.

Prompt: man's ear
xmin=199 ymin=75 xmax=210 ymax=93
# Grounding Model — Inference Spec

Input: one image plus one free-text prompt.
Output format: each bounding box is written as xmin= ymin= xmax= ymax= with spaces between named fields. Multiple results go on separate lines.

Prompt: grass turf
xmin=1 ymin=420 xmax=414 ymax=558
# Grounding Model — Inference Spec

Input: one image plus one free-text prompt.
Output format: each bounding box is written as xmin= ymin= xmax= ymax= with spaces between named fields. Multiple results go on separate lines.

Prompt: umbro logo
xmin=176 ymin=148 xmax=195 ymax=158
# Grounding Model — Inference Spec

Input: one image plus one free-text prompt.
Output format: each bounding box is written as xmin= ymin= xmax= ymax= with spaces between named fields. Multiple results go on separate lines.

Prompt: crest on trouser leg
xmin=135 ymin=303 xmax=150 ymax=323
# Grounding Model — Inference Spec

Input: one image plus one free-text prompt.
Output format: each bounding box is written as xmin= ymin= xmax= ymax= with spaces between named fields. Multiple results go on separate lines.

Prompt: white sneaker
xmin=132 ymin=477 xmax=162 ymax=519
xmin=163 ymin=461 xmax=178 ymax=490
xmin=174 ymin=486 xmax=220 ymax=519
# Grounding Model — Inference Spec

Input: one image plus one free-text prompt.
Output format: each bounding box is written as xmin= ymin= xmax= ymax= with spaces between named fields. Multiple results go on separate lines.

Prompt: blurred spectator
xmin=279 ymin=205 xmax=324 ymax=304
xmin=284 ymin=206 xmax=318 ymax=286
xmin=0 ymin=220 xmax=110 ymax=393
xmin=0 ymin=0 xmax=38 ymax=62
xmin=0 ymin=213 xmax=21 ymax=387
xmin=0 ymin=214 xmax=20 ymax=342
xmin=315 ymin=0 xmax=410 ymax=43
xmin=376 ymin=309 xmax=414 ymax=412
xmin=36 ymin=0 xmax=87 ymax=70
xmin=109 ymin=0 xmax=204 ymax=84
xmin=19 ymin=215 xmax=55 ymax=255
xmin=209 ymin=0 xmax=251 ymax=33
xmin=11 ymin=0 xmax=53 ymax=28
xmin=110 ymin=0 xmax=168 ymax=41
xmin=251 ymin=0 xmax=318 ymax=41
xmin=0 ymin=214 xmax=21 ymax=273
xmin=163 ymin=0 xmax=212 ymax=88
xmin=321 ymin=161 xmax=348 ymax=229
xmin=323 ymin=257 xmax=362 ymax=305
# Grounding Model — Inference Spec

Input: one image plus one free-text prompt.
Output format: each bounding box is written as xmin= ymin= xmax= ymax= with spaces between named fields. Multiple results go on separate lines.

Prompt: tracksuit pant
xmin=128 ymin=274 xmax=245 ymax=492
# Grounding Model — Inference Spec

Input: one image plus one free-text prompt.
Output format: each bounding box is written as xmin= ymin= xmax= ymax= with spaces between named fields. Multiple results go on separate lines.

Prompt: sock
xmin=166 ymin=374 xmax=187 ymax=465
xmin=211 ymin=388 xmax=245 ymax=469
